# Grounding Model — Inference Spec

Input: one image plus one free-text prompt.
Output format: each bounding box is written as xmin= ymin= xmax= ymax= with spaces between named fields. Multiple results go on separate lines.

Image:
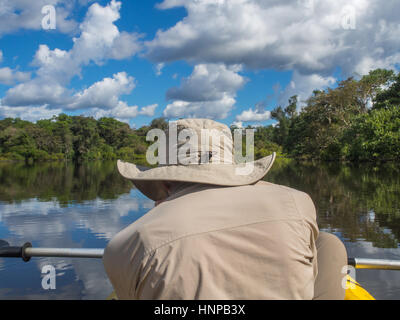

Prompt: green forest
xmin=1 ymin=68 xmax=399 ymax=164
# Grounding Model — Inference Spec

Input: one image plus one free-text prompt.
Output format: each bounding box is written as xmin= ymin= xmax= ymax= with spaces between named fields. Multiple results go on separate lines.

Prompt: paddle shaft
xmin=348 ymin=258 xmax=400 ymax=270
xmin=2 ymin=242 xmax=400 ymax=270
xmin=24 ymin=247 xmax=104 ymax=259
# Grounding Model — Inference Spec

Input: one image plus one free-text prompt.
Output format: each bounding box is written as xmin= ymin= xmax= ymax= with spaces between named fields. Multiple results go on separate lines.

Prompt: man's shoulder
xmin=127 ymin=182 xmax=316 ymax=254
xmin=255 ymin=180 xmax=310 ymax=196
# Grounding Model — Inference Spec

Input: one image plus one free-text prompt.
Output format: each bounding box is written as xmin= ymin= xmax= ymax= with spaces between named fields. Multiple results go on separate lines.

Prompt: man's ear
xmin=154 ymin=181 xmax=171 ymax=207
xmin=163 ymin=181 xmax=172 ymax=193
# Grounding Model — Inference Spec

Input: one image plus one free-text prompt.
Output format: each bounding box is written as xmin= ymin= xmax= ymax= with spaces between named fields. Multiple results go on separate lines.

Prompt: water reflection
xmin=0 ymin=190 xmax=154 ymax=299
xmin=0 ymin=161 xmax=153 ymax=299
xmin=0 ymin=160 xmax=399 ymax=299
xmin=0 ymin=161 xmax=133 ymax=204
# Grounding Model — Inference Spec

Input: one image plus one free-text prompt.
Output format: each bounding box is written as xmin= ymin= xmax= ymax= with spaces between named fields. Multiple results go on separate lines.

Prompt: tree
xmin=357 ymin=69 xmax=395 ymax=110
xmin=149 ymin=117 xmax=168 ymax=131
xmin=271 ymin=95 xmax=298 ymax=148
xmin=374 ymin=72 xmax=400 ymax=109
xmin=343 ymin=106 xmax=400 ymax=161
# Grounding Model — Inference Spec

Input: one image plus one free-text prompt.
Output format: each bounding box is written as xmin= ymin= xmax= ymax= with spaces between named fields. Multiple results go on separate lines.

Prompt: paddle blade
xmin=0 ymin=240 xmax=10 ymax=248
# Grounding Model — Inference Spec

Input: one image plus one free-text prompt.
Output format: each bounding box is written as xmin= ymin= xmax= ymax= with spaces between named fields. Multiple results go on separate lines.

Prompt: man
xmin=103 ymin=118 xmax=347 ymax=300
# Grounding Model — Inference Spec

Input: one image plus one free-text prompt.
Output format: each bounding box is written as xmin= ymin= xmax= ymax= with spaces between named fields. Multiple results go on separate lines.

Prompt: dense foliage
xmin=248 ymin=68 xmax=400 ymax=161
xmin=0 ymin=68 xmax=399 ymax=163
xmin=0 ymin=115 xmax=166 ymax=164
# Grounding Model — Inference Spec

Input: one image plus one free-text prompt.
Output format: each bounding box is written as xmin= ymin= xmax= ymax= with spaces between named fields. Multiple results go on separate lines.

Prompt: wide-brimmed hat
xmin=117 ymin=119 xmax=276 ymax=201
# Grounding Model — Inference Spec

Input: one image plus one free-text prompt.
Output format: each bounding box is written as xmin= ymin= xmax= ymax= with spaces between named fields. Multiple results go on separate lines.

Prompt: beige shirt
xmin=103 ymin=181 xmax=319 ymax=300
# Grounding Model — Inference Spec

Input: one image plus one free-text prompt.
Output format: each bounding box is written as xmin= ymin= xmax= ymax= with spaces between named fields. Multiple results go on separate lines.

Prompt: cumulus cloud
xmin=108 ymin=31 xmax=142 ymax=60
xmin=2 ymin=0 xmax=141 ymax=107
xmin=164 ymin=96 xmax=236 ymax=119
xmin=231 ymin=120 xmax=243 ymax=129
xmin=3 ymin=80 xmax=72 ymax=107
xmin=0 ymin=0 xmax=79 ymax=36
xmin=0 ymin=104 xmax=63 ymax=122
xmin=279 ymin=71 xmax=337 ymax=107
xmin=9 ymin=0 xmax=140 ymax=86
xmin=164 ymin=63 xmax=246 ymax=119
xmin=85 ymin=103 xmax=158 ymax=123
xmin=146 ymin=0 xmax=400 ymax=110
xmin=167 ymin=64 xmax=246 ymax=102
xmin=0 ymin=49 xmax=31 ymax=85
xmin=67 ymin=72 xmax=135 ymax=110
xmin=147 ymin=0 xmax=400 ymax=74
xmin=0 ymin=0 xmax=147 ymax=121
xmin=236 ymin=108 xmax=271 ymax=122
xmin=139 ymin=104 xmax=158 ymax=116
xmin=0 ymin=67 xmax=31 ymax=85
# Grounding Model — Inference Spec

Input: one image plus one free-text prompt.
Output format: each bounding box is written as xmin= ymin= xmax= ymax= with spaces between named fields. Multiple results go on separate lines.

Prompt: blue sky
xmin=0 ymin=0 xmax=399 ymax=128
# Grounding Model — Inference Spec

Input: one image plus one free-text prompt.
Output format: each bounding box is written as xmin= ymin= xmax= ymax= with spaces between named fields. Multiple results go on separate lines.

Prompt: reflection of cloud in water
xmin=0 ymin=190 xmax=153 ymax=299
xmin=69 ymin=259 xmax=113 ymax=299
xmin=0 ymin=191 xmax=154 ymax=242
xmin=33 ymin=257 xmax=112 ymax=299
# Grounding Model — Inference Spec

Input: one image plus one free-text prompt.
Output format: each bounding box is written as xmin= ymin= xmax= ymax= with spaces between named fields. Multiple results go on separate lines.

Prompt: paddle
xmin=0 ymin=240 xmax=32 ymax=262
xmin=1 ymin=240 xmax=400 ymax=270
xmin=0 ymin=241 xmax=102 ymax=261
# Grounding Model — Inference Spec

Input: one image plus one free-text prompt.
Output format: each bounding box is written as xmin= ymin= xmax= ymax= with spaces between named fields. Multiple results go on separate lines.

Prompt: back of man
xmin=103 ymin=180 xmax=319 ymax=300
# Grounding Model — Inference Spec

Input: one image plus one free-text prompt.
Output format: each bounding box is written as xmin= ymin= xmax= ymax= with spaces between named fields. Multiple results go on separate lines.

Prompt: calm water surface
xmin=0 ymin=160 xmax=399 ymax=299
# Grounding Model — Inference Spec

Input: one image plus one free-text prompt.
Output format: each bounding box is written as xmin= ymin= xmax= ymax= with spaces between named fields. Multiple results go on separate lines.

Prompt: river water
xmin=0 ymin=160 xmax=399 ymax=299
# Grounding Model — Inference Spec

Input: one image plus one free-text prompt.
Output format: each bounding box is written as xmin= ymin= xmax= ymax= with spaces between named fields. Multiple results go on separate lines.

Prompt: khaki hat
xmin=117 ymin=119 xmax=276 ymax=201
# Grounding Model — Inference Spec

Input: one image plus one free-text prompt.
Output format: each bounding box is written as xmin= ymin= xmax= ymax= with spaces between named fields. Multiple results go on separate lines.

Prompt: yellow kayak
xmin=345 ymin=275 xmax=375 ymax=300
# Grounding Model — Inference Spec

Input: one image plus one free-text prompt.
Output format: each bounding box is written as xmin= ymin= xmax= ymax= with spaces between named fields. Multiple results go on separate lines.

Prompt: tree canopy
xmin=1 ymin=69 xmax=399 ymax=163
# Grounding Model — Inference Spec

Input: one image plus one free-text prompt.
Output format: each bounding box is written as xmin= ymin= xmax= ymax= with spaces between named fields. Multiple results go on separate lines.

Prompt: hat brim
xmin=117 ymin=152 xmax=276 ymax=201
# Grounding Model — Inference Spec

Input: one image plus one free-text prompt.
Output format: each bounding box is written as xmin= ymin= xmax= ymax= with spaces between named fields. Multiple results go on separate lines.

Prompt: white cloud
xmin=279 ymin=71 xmax=337 ymax=107
xmin=0 ymin=67 xmax=31 ymax=85
xmin=147 ymin=0 xmax=400 ymax=75
xmin=0 ymin=104 xmax=63 ymax=122
xmin=236 ymin=108 xmax=271 ymax=122
xmin=109 ymin=31 xmax=142 ymax=60
xmin=139 ymin=104 xmax=158 ymax=117
xmin=164 ymin=95 xmax=236 ymax=119
xmin=0 ymin=0 xmax=152 ymax=122
xmin=85 ymin=103 xmax=158 ymax=122
xmin=71 ymin=0 xmax=138 ymax=66
xmin=166 ymin=64 xmax=246 ymax=102
xmin=2 ymin=0 xmax=141 ymax=109
xmin=147 ymin=0 xmax=400 ymax=108
xmin=155 ymin=63 xmax=165 ymax=76
xmin=67 ymin=72 xmax=135 ymax=110
xmin=0 ymin=0 xmax=79 ymax=37
xmin=0 ymin=49 xmax=31 ymax=85
xmin=231 ymin=120 xmax=243 ymax=129
xmin=164 ymin=63 xmax=246 ymax=119
xmin=0 ymin=69 xmax=157 ymax=121
xmin=3 ymin=81 xmax=71 ymax=107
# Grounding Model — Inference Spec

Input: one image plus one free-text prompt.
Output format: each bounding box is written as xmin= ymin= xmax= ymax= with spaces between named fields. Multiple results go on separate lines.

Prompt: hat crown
xmin=164 ymin=119 xmax=234 ymax=165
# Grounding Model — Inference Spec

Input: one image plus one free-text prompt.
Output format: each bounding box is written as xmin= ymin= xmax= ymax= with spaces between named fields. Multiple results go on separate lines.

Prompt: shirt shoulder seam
xmin=143 ymin=217 xmax=306 ymax=257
